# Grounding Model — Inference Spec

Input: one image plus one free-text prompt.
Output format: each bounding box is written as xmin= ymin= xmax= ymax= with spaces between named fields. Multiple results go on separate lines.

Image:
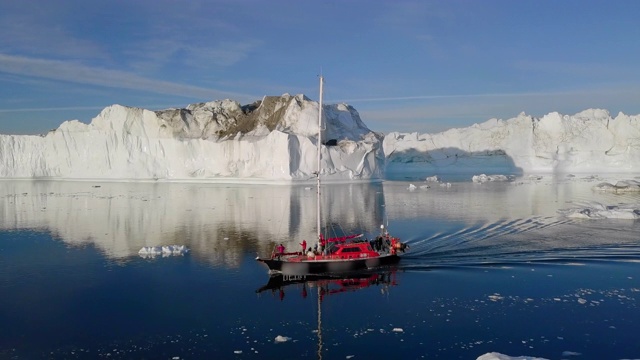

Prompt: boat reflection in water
xmin=256 ymin=269 xmax=399 ymax=299
xmin=256 ymin=269 xmax=400 ymax=359
xmin=258 ymin=268 xmax=400 ymax=358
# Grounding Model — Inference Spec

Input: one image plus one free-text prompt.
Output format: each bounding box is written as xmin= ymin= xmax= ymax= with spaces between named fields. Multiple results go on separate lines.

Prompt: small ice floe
xmin=558 ymin=203 xmax=640 ymax=220
xmin=392 ymin=328 xmax=404 ymax=333
xmin=233 ymin=350 xmax=243 ymax=354
xmin=581 ymin=175 xmax=601 ymax=181
xmin=408 ymin=183 xmax=417 ymax=191
xmin=488 ymin=293 xmax=504 ymax=302
xmin=561 ymin=351 xmax=581 ymax=357
xmin=425 ymin=175 xmax=440 ymax=182
xmin=471 ymin=174 xmax=512 ymax=183
xmin=476 ymin=352 xmax=549 ymax=360
xmin=138 ymin=245 xmax=189 ymax=258
xmin=593 ymin=180 xmax=640 ymax=193
xmin=274 ymin=335 xmax=291 ymax=343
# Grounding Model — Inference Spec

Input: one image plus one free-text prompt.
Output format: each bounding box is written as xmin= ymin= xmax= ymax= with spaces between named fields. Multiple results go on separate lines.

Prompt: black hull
xmin=256 ymin=254 xmax=401 ymax=276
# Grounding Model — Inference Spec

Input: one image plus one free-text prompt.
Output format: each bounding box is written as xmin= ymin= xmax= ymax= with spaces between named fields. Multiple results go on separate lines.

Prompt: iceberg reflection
xmin=0 ymin=180 xmax=385 ymax=265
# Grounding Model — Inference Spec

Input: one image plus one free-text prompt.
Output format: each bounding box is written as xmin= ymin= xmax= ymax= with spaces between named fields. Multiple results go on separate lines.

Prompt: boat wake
xmin=399 ymin=215 xmax=640 ymax=268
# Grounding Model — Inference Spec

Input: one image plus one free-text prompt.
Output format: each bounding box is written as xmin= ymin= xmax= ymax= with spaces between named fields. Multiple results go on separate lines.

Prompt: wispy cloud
xmin=0 ymin=3 xmax=107 ymax=60
xmin=334 ymin=89 xmax=599 ymax=104
xmin=0 ymin=106 xmax=105 ymax=113
xmin=0 ymin=54 xmax=258 ymax=102
xmin=356 ymin=83 xmax=640 ymax=134
xmin=514 ymin=60 xmax=630 ymax=79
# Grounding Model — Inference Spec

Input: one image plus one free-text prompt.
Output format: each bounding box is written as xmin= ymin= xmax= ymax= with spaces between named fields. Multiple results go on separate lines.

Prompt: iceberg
xmin=2 ymin=96 xmax=640 ymax=182
xmin=0 ymin=94 xmax=384 ymax=181
xmin=385 ymin=109 xmax=640 ymax=175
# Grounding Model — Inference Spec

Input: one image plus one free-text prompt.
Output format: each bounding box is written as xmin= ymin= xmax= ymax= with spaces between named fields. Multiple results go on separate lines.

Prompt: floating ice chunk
xmin=593 ymin=180 xmax=640 ymax=192
xmin=274 ymin=335 xmax=290 ymax=343
xmin=408 ymin=184 xmax=416 ymax=191
xmin=472 ymin=174 xmax=511 ymax=183
xmin=476 ymin=352 xmax=549 ymax=360
xmin=558 ymin=203 xmax=640 ymax=220
xmin=234 ymin=350 xmax=242 ymax=354
xmin=392 ymin=328 xmax=404 ymax=333
xmin=425 ymin=175 xmax=440 ymax=182
xmin=561 ymin=351 xmax=581 ymax=357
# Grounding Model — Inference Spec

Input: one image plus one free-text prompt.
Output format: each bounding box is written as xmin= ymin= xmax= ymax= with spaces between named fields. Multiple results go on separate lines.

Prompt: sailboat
xmin=256 ymin=76 xmax=409 ymax=276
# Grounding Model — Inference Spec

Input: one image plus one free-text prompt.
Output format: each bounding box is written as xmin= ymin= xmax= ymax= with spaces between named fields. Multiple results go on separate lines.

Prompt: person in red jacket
xmin=300 ymin=240 xmax=307 ymax=254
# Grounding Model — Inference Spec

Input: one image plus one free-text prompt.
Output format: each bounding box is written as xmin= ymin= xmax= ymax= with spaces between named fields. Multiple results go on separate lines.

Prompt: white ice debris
xmin=561 ymin=351 xmax=582 ymax=357
xmin=476 ymin=352 xmax=549 ymax=360
xmin=472 ymin=174 xmax=512 ymax=183
xmin=138 ymin=245 xmax=189 ymax=257
xmin=274 ymin=335 xmax=290 ymax=343
xmin=392 ymin=328 xmax=404 ymax=333
xmin=593 ymin=180 xmax=640 ymax=192
xmin=558 ymin=202 xmax=640 ymax=220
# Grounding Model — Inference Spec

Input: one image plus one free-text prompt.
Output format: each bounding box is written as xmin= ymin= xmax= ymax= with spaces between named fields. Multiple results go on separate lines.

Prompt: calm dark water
xmin=1 ymin=178 xmax=640 ymax=359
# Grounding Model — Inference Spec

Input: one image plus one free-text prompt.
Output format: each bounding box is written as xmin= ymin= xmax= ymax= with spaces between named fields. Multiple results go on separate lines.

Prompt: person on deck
xmin=390 ymin=238 xmax=398 ymax=255
xmin=276 ymin=243 xmax=285 ymax=258
xmin=300 ymin=240 xmax=307 ymax=254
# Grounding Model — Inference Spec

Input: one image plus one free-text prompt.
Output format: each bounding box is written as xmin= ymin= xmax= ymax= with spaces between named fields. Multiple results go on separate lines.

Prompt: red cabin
xmin=327 ymin=242 xmax=379 ymax=260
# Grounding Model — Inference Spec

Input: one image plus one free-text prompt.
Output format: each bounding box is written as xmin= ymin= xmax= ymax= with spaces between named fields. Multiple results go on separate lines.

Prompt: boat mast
xmin=316 ymin=76 xmax=324 ymax=249
xmin=317 ymin=76 xmax=325 ymax=358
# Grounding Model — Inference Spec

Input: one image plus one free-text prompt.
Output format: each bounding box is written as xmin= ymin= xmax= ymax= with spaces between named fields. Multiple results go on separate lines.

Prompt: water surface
xmin=1 ymin=177 xmax=639 ymax=359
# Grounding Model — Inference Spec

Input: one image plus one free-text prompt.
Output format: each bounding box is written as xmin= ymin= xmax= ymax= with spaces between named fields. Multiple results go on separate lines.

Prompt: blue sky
xmin=1 ymin=0 xmax=639 ymax=135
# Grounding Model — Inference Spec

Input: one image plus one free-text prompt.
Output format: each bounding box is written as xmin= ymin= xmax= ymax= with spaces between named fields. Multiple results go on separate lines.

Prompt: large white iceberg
xmin=384 ymin=109 xmax=640 ymax=175
xmin=0 ymin=94 xmax=384 ymax=181
xmin=2 ymin=98 xmax=640 ymax=181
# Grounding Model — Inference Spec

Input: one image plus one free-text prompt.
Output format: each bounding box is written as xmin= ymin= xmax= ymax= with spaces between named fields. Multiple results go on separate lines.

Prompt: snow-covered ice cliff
xmin=384 ymin=109 xmax=640 ymax=175
xmin=2 ymin=99 xmax=640 ymax=181
xmin=0 ymin=94 xmax=383 ymax=181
